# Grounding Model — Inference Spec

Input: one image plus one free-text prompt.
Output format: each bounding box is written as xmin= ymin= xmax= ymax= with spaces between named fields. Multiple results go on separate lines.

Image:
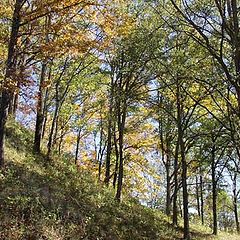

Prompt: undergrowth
xmin=0 ymin=120 xmax=237 ymax=239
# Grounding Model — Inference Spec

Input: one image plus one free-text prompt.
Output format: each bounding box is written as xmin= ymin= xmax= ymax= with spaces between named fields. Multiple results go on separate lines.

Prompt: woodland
xmin=0 ymin=0 xmax=240 ymax=240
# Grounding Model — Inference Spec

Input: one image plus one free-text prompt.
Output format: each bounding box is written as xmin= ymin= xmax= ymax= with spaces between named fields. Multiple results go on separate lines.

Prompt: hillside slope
xmin=0 ymin=120 xmax=238 ymax=240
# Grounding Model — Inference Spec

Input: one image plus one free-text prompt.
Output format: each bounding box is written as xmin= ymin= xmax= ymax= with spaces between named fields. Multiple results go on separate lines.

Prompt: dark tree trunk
xmin=178 ymin=192 xmax=183 ymax=218
xmin=9 ymin=81 xmax=19 ymax=117
xmin=41 ymin=87 xmax=49 ymax=139
xmin=200 ymin=175 xmax=204 ymax=225
xmin=0 ymin=0 xmax=23 ymax=167
xmin=172 ymin=138 xmax=179 ymax=226
xmin=8 ymin=93 xmax=15 ymax=116
xmin=166 ymin=151 xmax=171 ymax=216
xmin=52 ymin=109 xmax=60 ymax=147
xmin=42 ymin=65 xmax=52 ymax=140
xmin=196 ymin=176 xmax=200 ymax=217
xmin=47 ymin=98 xmax=59 ymax=159
xmin=75 ymin=128 xmax=81 ymax=164
xmin=113 ymin=129 xmax=119 ymax=189
xmin=180 ymin=138 xmax=189 ymax=240
xmin=12 ymin=84 xmax=20 ymax=117
xmin=104 ymin=77 xmax=114 ymax=185
xmin=34 ymin=63 xmax=46 ymax=153
xmin=211 ymin=143 xmax=217 ymax=235
xmin=157 ymin=92 xmax=172 ymax=216
xmin=115 ymin=118 xmax=125 ymax=201
xmin=233 ymin=172 xmax=240 ymax=233
xmin=177 ymin=82 xmax=190 ymax=240
xmin=98 ymin=115 xmax=104 ymax=181
xmin=115 ymin=97 xmax=127 ymax=201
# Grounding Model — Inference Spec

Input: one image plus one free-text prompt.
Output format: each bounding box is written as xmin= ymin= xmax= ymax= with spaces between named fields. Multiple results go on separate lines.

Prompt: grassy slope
xmin=0 ymin=120 xmax=238 ymax=240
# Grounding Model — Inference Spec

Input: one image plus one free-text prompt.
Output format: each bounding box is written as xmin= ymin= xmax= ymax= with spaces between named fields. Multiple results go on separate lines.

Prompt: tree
xmin=0 ymin=0 xmax=24 ymax=167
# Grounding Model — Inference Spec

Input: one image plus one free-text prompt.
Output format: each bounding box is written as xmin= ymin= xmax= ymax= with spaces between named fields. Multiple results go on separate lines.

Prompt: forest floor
xmin=0 ymin=119 xmax=238 ymax=240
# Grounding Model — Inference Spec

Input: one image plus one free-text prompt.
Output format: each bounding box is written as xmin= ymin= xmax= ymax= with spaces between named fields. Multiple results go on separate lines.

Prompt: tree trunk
xmin=12 ymin=83 xmax=20 ymax=117
xmin=181 ymin=138 xmax=190 ymax=240
xmin=115 ymin=119 xmax=124 ymax=201
xmin=200 ymin=175 xmax=204 ymax=225
xmin=0 ymin=0 xmax=23 ymax=167
xmin=166 ymin=151 xmax=171 ymax=216
xmin=75 ymin=128 xmax=81 ymax=164
xmin=58 ymin=128 xmax=64 ymax=155
xmin=47 ymin=98 xmax=59 ymax=159
xmin=172 ymin=138 xmax=179 ymax=226
xmin=34 ymin=63 xmax=46 ymax=153
xmin=177 ymin=82 xmax=190 ymax=240
xmin=233 ymin=172 xmax=240 ymax=233
xmin=8 ymin=81 xmax=20 ymax=117
xmin=115 ymin=98 xmax=127 ymax=201
xmin=211 ymin=143 xmax=217 ymax=235
xmin=113 ymin=129 xmax=119 ymax=189
xmin=41 ymin=87 xmax=49 ymax=139
xmin=104 ymin=77 xmax=114 ymax=185
xmin=98 ymin=115 xmax=104 ymax=181
xmin=196 ymin=176 xmax=201 ymax=217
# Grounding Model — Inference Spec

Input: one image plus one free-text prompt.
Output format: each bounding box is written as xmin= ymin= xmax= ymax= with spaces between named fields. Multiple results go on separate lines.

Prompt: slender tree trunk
xmin=172 ymin=138 xmax=179 ymax=226
xmin=157 ymin=92 xmax=171 ymax=215
xmin=115 ymin=99 xmax=127 ymax=201
xmin=200 ymin=175 xmax=204 ymax=225
xmin=105 ymin=77 xmax=114 ymax=185
xmin=47 ymin=98 xmax=59 ymax=159
xmin=42 ymin=88 xmax=49 ymax=139
xmin=113 ymin=129 xmax=119 ymax=189
xmin=211 ymin=143 xmax=217 ymax=235
xmin=34 ymin=63 xmax=46 ymax=153
xmin=52 ymin=107 xmax=61 ymax=147
xmin=166 ymin=151 xmax=171 ymax=216
xmin=8 ymin=80 xmax=20 ymax=117
xmin=75 ymin=128 xmax=81 ymax=164
xmin=233 ymin=195 xmax=240 ymax=233
xmin=12 ymin=82 xmax=20 ymax=117
xmin=180 ymin=137 xmax=189 ymax=240
xmin=233 ymin=172 xmax=240 ymax=233
xmin=0 ymin=0 xmax=23 ymax=167
xmin=98 ymin=115 xmax=104 ymax=181
xmin=42 ymin=64 xmax=52 ymax=140
xmin=115 ymin=119 xmax=124 ymax=201
xmin=196 ymin=176 xmax=200 ymax=217
xmin=176 ymin=82 xmax=190 ymax=240
xmin=178 ymin=191 xmax=183 ymax=218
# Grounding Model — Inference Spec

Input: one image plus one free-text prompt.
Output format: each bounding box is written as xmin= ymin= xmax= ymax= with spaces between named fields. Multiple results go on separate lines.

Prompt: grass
xmin=0 ymin=119 xmax=239 ymax=239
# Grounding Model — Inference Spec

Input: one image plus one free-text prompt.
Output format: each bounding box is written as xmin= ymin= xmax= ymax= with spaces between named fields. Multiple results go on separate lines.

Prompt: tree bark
xmin=200 ymin=175 xmax=204 ymax=225
xmin=177 ymin=82 xmax=190 ymax=240
xmin=172 ymin=137 xmax=179 ymax=226
xmin=196 ymin=176 xmax=201 ymax=217
xmin=233 ymin=172 xmax=240 ymax=233
xmin=98 ymin=114 xmax=104 ymax=181
xmin=211 ymin=142 xmax=217 ymax=235
xmin=47 ymin=98 xmax=59 ymax=159
xmin=113 ymin=129 xmax=119 ymax=189
xmin=34 ymin=63 xmax=46 ymax=153
xmin=75 ymin=128 xmax=81 ymax=164
xmin=115 ymin=88 xmax=127 ymax=201
xmin=166 ymin=148 xmax=171 ymax=216
xmin=0 ymin=0 xmax=23 ymax=167
xmin=180 ymin=136 xmax=189 ymax=240
xmin=104 ymin=77 xmax=114 ymax=185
